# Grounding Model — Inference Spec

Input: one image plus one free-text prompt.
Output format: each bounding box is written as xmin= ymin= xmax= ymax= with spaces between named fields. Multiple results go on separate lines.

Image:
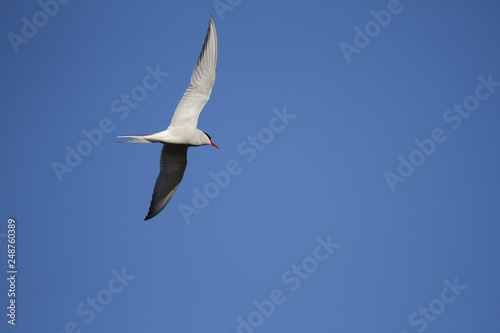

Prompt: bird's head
xmin=203 ymin=131 xmax=219 ymax=149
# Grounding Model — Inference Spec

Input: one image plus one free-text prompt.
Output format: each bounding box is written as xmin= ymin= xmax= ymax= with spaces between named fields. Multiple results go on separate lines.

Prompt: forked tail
xmin=116 ymin=135 xmax=151 ymax=143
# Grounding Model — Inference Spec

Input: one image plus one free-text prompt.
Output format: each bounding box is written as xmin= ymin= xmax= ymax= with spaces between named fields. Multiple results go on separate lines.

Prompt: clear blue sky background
xmin=1 ymin=1 xmax=500 ymax=332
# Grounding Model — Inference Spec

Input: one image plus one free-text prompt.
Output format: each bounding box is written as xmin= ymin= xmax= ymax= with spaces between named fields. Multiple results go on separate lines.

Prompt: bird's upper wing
xmin=169 ymin=16 xmax=218 ymax=128
xmin=145 ymin=144 xmax=188 ymax=220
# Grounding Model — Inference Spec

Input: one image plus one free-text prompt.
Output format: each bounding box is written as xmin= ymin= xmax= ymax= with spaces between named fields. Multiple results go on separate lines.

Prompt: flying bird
xmin=118 ymin=16 xmax=219 ymax=220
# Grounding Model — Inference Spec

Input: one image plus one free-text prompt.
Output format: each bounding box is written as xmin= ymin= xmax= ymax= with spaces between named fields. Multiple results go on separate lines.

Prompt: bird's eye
xmin=203 ymin=131 xmax=212 ymax=141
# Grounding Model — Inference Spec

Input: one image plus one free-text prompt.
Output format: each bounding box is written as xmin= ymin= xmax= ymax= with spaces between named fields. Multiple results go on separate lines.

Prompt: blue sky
xmin=1 ymin=0 xmax=500 ymax=332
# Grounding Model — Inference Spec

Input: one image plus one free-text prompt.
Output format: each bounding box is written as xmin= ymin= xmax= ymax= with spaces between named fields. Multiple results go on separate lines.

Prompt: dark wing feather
xmin=145 ymin=144 xmax=188 ymax=220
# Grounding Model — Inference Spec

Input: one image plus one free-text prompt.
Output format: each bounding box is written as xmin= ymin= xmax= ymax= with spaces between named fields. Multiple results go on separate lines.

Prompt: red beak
xmin=210 ymin=142 xmax=220 ymax=149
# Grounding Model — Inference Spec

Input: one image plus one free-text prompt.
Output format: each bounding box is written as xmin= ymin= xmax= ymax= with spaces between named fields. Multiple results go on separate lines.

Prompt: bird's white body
xmin=118 ymin=16 xmax=219 ymax=220
xmin=121 ymin=127 xmax=211 ymax=146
